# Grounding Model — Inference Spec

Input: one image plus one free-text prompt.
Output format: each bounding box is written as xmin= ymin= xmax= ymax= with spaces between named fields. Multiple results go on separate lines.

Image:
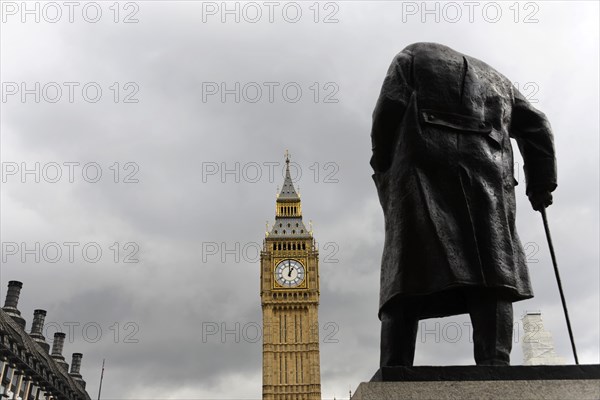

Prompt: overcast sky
xmin=1 ymin=1 xmax=598 ymax=399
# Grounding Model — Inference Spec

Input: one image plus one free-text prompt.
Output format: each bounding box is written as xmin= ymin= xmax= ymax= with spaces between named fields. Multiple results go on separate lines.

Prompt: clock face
xmin=275 ymin=259 xmax=306 ymax=288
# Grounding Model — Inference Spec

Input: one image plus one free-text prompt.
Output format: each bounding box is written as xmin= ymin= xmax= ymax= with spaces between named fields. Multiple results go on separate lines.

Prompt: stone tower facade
xmin=522 ymin=311 xmax=566 ymax=365
xmin=260 ymin=154 xmax=321 ymax=400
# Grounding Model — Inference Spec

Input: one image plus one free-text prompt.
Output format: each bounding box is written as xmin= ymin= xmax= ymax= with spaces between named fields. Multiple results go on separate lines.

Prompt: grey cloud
xmin=1 ymin=2 xmax=598 ymax=398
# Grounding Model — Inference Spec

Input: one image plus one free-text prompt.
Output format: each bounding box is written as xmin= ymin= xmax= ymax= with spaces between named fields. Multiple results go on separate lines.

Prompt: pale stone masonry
xmin=522 ymin=311 xmax=566 ymax=365
xmin=352 ymin=365 xmax=600 ymax=400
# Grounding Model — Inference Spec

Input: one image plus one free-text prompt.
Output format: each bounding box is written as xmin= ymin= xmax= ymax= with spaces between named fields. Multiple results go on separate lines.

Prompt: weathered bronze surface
xmin=370 ymin=42 xmax=557 ymax=366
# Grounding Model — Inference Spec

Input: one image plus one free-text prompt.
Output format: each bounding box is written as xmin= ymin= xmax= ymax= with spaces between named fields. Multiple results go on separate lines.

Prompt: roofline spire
xmin=276 ymin=149 xmax=300 ymax=202
xmin=284 ymin=149 xmax=291 ymax=177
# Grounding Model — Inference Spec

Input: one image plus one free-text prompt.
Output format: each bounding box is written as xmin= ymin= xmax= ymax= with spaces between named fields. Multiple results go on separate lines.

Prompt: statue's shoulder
xmin=462 ymin=52 xmax=515 ymax=91
xmin=399 ymin=42 xmax=513 ymax=89
xmin=401 ymin=42 xmax=494 ymax=68
xmin=395 ymin=42 xmax=464 ymax=68
xmin=401 ymin=42 xmax=458 ymax=57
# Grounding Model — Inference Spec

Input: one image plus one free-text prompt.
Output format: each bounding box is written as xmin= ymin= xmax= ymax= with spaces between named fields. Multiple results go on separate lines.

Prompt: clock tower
xmin=260 ymin=153 xmax=321 ymax=400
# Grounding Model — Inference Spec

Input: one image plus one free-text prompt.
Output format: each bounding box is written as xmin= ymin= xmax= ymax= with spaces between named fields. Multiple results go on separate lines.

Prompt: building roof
xmin=0 ymin=298 xmax=91 ymax=399
xmin=276 ymin=154 xmax=300 ymax=202
xmin=268 ymin=217 xmax=311 ymax=239
xmin=268 ymin=153 xmax=312 ymax=239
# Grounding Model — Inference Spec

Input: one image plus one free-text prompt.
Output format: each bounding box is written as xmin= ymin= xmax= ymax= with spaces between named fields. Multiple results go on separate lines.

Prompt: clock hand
xmin=288 ymin=260 xmax=292 ymax=277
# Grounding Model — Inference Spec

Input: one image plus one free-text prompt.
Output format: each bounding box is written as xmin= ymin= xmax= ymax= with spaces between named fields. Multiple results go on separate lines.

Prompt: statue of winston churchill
xmin=370 ymin=42 xmax=557 ymax=367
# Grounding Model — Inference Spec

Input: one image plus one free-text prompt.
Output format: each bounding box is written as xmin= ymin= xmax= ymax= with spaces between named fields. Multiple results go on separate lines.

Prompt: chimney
xmin=51 ymin=332 xmax=70 ymax=371
xmin=30 ymin=309 xmax=51 ymax=353
xmin=2 ymin=280 xmax=26 ymax=329
xmin=70 ymin=353 xmax=83 ymax=375
xmin=70 ymin=353 xmax=87 ymax=389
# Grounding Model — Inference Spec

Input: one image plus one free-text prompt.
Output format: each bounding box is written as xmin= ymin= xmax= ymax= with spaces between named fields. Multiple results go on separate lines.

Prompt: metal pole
xmin=97 ymin=359 xmax=105 ymax=400
xmin=540 ymin=208 xmax=579 ymax=364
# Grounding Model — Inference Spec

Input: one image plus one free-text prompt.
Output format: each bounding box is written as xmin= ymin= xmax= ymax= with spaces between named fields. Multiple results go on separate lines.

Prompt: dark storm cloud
xmin=1 ymin=1 xmax=598 ymax=398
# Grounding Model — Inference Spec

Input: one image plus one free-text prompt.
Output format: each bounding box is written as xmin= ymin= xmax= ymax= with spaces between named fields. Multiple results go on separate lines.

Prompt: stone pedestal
xmin=352 ymin=365 xmax=600 ymax=400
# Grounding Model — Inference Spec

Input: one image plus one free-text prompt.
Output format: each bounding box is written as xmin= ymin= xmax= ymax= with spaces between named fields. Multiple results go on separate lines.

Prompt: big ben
xmin=260 ymin=153 xmax=321 ymax=400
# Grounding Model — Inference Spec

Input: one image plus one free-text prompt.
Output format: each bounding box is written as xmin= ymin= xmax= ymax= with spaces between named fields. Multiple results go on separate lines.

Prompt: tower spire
xmin=277 ymin=151 xmax=300 ymax=201
xmin=267 ymin=151 xmax=310 ymax=238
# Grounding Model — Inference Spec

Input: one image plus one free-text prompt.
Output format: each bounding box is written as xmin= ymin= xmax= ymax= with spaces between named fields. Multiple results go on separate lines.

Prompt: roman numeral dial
xmin=274 ymin=259 xmax=305 ymax=288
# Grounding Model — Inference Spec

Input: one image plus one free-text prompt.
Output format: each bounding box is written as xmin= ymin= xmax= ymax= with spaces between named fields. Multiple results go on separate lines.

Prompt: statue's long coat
xmin=371 ymin=43 xmax=557 ymax=319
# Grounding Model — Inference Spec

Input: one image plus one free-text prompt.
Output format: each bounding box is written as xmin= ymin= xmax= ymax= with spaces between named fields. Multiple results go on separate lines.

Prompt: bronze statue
xmin=370 ymin=42 xmax=557 ymax=367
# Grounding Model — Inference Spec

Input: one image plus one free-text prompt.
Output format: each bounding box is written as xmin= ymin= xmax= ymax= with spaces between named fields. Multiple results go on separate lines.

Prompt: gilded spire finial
xmin=285 ymin=149 xmax=290 ymax=165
